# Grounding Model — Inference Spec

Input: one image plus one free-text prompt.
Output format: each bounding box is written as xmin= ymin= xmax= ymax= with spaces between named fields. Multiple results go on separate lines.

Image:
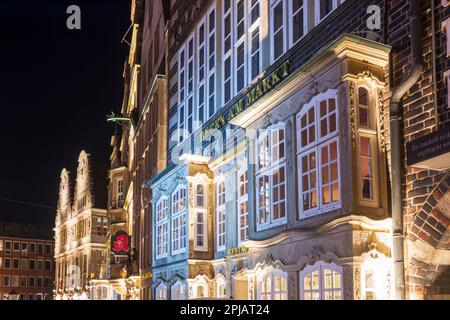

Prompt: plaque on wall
xmin=406 ymin=126 xmax=450 ymax=170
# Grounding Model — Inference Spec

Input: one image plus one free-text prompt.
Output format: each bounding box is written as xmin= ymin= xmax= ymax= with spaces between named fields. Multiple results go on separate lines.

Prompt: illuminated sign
xmin=111 ymin=231 xmax=131 ymax=256
xmin=203 ymin=60 xmax=290 ymax=134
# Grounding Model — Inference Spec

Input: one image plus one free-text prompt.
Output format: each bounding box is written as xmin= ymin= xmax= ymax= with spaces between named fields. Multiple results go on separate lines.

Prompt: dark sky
xmin=0 ymin=1 xmax=130 ymax=227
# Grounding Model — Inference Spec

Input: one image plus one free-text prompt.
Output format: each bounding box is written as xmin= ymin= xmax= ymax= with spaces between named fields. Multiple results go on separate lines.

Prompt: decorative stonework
xmin=354 ymin=266 xmax=361 ymax=300
xmin=349 ymin=82 xmax=357 ymax=150
xmin=378 ymin=89 xmax=386 ymax=152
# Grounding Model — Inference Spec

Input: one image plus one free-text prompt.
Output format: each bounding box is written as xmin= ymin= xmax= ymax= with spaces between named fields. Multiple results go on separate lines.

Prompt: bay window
xmin=172 ymin=187 xmax=187 ymax=255
xmin=256 ymin=124 xmax=287 ymax=230
xmin=258 ymin=269 xmax=288 ymax=300
xmin=297 ymin=90 xmax=340 ymax=219
xmin=216 ymin=179 xmax=226 ymax=252
xmin=155 ymin=197 xmax=169 ymax=259
xmin=300 ymin=262 xmax=343 ymax=300
xmin=238 ymin=166 xmax=249 ymax=244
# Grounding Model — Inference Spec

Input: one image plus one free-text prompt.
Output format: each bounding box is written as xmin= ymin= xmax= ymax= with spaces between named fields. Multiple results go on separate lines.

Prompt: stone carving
xmin=188 ymin=182 xmax=194 ymax=208
xmin=349 ymin=82 xmax=357 ymax=150
xmin=378 ymin=89 xmax=386 ymax=152
xmin=354 ymin=266 xmax=361 ymax=300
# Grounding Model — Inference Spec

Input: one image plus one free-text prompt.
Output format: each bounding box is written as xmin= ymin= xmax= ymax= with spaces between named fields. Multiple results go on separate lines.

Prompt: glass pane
xmin=312 ymin=271 xmax=319 ymax=289
xmin=333 ymin=271 xmax=341 ymax=289
xmin=324 ymin=269 xmax=332 ymax=289
xmin=359 ymin=87 xmax=368 ymax=105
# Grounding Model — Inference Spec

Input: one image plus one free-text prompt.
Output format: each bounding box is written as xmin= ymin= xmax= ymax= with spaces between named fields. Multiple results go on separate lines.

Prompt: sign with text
xmin=406 ymin=126 xmax=450 ymax=170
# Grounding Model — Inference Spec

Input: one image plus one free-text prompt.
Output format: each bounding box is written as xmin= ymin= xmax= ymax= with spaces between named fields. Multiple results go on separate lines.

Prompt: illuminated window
xmin=21 ymin=259 xmax=28 ymax=270
xmin=156 ymin=283 xmax=167 ymax=300
xmin=238 ymin=166 xmax=249 ymax=244
xmin=256 ymin=124 xmax=287 ymax=230
xmin=11 ymin=275 xmax=19 ymax=287
xmin=155 ymin=197 xmax=169 ymax=260
xmin=171 ymin=280 xmax=186 ymax=300
xmin=357 ymin=86 xmax=379 ymax=206
xmin=178 ymin=45 xmax=186 ymax=142
xmin=235 ymin=0 xmax=247 ymax=93
xmin=117 ymin=179 xmax=124 ymax=207
xmin=216 ymin=179 xmax=226 ymax=252
xmin=197 ymin=20 xmax=207 ymax=126
xmin=297 ymin=90 xmax=340 ymax=219
xmin=196 ymin=185 xmax=205 ymax=208
xmin=21 ymin=242 xmax=28 ymax=256
xmin=216 ymin=276 xmax=227 ymax=298
xmin=207 ymin=7 xmax=217 ymax=119
xmin=172 ymin=186 xmax=187 ymax=255
xmin=0 ymin=239 xmax=3 ymax=251
xmin=258 ymin=269 xmax=288 ymax=300
xmin=195 ymin=211 xmax=207 ymax=251
xmin=300 ymin=262 xmax=343 ymax=300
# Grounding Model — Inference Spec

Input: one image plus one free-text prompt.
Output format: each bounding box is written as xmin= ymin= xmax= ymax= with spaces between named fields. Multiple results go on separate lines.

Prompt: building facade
xmin=90 ymin=0 xmax=169 ymax=300
xmin=148 ymin=0 xmax=450 ymax=300
xmin=54 ymin=151 xmax=108 ymax=300
xmin=0 ymin=221 xmax=54 ymax=300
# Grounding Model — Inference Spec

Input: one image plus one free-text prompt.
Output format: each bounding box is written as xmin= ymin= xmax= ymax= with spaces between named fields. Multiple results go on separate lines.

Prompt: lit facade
xmin=148 ymin=0 xmax=450 ymax=300
xmin=54 ymin=151 xmax=108 ymax=300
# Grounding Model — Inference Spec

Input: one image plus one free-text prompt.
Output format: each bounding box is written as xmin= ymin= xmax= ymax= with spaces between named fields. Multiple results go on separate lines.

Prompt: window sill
xmin=300 ymin=203 xmax=341 ymax=220
xmin=256 ymin=219 xmax=287 ymax=232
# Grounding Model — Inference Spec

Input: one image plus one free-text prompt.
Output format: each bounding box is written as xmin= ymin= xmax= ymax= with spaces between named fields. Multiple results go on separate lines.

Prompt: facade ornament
xmin=354 ymin=266 xmax=361 ymax=300
xmin=349 ymin=82 xmax=357 ymax=150
xmin=188 ymin=182 xmax=194 ymax=208
xmin=378 ymin=89 xmax=386 ymax=152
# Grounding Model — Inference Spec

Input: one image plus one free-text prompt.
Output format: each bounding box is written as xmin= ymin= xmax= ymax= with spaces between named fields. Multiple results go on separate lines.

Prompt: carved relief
xmin=378 ymin=89 xmax=386 ymax=152
xmin=349 ymin=82 xmax=357 ymax=150
xmin=188 ymin=182 xmax=194 ymax=208
xmin=354 ymin=266 xmax=361 ymax=300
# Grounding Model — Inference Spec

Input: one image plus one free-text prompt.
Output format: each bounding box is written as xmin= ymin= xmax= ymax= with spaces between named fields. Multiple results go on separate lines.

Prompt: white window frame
xmin=171 ymin=280 xmax=186 ymax=300
xmin=186 ymin=35 xmax=195 ymax=137
xmin=234 ymin=0 xmax=248 ymax=95
xmin=270 ymin=0 xmax=287 ymax=63
xmin=300 ymin=261 xmax=343 ymax=300
xmin=5 ymin=240 xmax=11 ymax=255
xmin=216 ymin=276 xmax=227 ymax=298
xmin=248 ymin=0 xmax=262 ymax=82
xmin=156 ymin=283 xmax=167 ymax=300
xmin=222 ymin=0 xmax=234 ymax=105
xmin=195 ymin=210 xmax=208 ymax=252
xmin=0 ymin=239 xmax=3 ymax=251
xmin=171 ymin=186 xmax=187 ymax=255
xmin=197 ymin=18 xmax=207 ymax=127
xmin=288 ymin=0 xmax=308 ymax=47
xmin=3 ymin=275 xmax=10 ymax=287
xmin=216 ymin=178 xmax=227 ymax=252
xmin=356 ymin=85 xmax=379 ymax=208
xmin=178 ymin=44 xmax=187 ymax=143
xmin=256 ymin=123 xmax=287 ymax=231
xmin=238 ymin=165 xmax=249 ymax=245
xmin=257 ymin=268 xmax=288 ymax=300
xmin=297 ymin=90 xmax=341 ymax=219
xmin=155 ymin=197 xmax=169 ymax=260
xmin=207 ymin=5 xmax=217 ymax=119
xmin=314 ymin=0 xmax=343 ymax=26
xmin=117 ymin=178 xmax=124 ymax=207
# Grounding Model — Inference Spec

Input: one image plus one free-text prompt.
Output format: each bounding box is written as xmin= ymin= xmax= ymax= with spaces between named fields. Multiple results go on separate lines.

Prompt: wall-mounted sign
xmin=228 ymin=246 xmax=249 ymax=256
xmin=406 ymin=126 xmax=450 ymax=170
xmin=202 ymin=60 xmax=291 ymax=136
xmin=111 ymin=231 xmax=131 ymax=256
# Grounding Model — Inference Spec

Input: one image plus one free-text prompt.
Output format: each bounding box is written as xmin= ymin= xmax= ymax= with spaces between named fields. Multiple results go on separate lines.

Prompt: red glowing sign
xmin=111 ymin=231 xmax=131 ymax=255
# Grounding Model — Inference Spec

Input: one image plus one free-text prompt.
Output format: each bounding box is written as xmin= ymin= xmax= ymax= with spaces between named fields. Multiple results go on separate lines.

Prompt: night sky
xmin=0 ymin=1 xmax=130 ymax=227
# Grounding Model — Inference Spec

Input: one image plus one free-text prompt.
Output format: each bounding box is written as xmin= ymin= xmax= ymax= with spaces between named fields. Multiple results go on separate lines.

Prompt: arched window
xmin=156 ymin=283 xmax=167 ymax=300
xmin=216 ymin=275 xmax=227 ymax=298
xmin=300 ymin=262 xmax=343 ymax=300
xmin=297 ymin=90 xmax=340 ymax=219
xmin=256 ymin=123 xmax=287 ymax=230
xmin=172 ymin=186 xmax=187 ymax=255
xmin=361 ymin=249 xmax=394 ymax=300
xmin=258 ymin=268 xmax=288 ymax=300
xmin=155 ymin=197 xmax=169 ymax=259
xmin=171 ymin=280 xmax=186 ymax=300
